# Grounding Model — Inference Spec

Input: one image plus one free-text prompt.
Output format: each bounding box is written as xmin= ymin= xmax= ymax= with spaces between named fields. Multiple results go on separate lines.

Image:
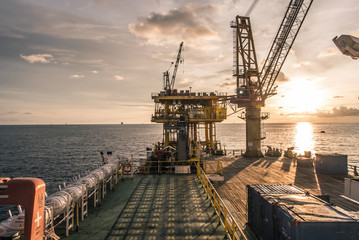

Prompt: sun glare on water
xmin=294 ymin=122 xmax=315 ymax=156
xmin=280 ymin=79 xmax=324 ymax=113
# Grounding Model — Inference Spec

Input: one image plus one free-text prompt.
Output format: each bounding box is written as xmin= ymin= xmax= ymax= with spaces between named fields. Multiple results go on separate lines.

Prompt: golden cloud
xmin=128 ymin=4 xmax=220 ymax=47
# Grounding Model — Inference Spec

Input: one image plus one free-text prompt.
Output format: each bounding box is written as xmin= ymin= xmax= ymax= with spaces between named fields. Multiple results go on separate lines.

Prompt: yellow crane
xmin=163 ymin=42 xmax=184 ymax=91
xmin=230 ymin=0 xmax=314 ymax=157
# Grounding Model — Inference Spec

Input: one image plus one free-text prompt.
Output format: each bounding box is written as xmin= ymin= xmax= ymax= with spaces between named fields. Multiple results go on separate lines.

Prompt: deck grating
xmin=105 ymin=175 xmax=225 ymax=240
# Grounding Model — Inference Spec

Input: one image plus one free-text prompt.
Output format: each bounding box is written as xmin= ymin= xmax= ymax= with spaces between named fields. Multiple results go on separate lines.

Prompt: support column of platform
xmin=205 ymin=123 xmax=209 ymax=151
xmin=193 ymin=124 xmax=198 ymax=146
xmin=164 ymin=125 xmax=169 ymax=147
xmin=209 ymin=123 xmax=214 ymax=152
xmin=245 ymin=107 xmax=263 ymax=157
xmin=189 ymin=123 xmax=198 ymax=157
xmin=164 ymin=102 xmax=170 ymax=147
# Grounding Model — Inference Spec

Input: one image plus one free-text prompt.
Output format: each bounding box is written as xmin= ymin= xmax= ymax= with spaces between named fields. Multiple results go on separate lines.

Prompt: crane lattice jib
xmin=259 ymin=0 xmax=313 ymax=100
xmin=231 ymin=16 xmax=261 ymax=100
xmin=170 ymin=42 xmax=184 ymax=90
xmin=163 ymin=71 xmax=170 ymax=90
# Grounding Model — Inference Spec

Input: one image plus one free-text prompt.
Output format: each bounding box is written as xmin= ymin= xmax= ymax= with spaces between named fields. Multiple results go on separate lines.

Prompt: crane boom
xmin=260 ymin=0 xmax=313 ymax=99
xmin=170 ymin=42 xmax=184 ymax=90
xmin=230 ymin=0 xmax=313 ymax=157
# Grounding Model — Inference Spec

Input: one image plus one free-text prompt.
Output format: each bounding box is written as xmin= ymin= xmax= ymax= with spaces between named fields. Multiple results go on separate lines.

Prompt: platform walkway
xmin=64 ymin=175 xmax=225 ymax=240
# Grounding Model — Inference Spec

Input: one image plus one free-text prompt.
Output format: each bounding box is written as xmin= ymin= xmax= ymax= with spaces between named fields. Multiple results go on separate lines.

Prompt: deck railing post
xmin=232 ymin=221 xmax=236 ymax=240
xmin=224 ymin=208 xmax=228 ymax=234
xmin=213 ymin=190 xmax=216 ymax=207
xmin=218 ymin=199 xmax=221 ymax=223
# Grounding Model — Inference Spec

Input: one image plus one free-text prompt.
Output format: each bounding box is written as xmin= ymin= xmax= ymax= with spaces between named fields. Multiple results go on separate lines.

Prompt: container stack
xmin=247 ymin=184 xmax=359 ymax=240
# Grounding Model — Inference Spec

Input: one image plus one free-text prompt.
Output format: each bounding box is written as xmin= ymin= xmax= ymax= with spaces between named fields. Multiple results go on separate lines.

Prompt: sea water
xmin=0 ymin=122 xmax=358 ymax=220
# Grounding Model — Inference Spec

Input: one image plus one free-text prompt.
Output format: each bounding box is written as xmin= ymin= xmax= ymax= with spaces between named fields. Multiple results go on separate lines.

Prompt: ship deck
xmin=64 ymin=175 xmax=225 ymax=240
xmin=205 ymin=155 xmax=359 ymax=226
xmin=63 ymin=155 xmax=359 ymax=239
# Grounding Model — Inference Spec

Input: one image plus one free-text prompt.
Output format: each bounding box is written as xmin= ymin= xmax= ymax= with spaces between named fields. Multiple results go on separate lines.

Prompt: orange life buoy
xmin=0 ymin=178 xmax=46 ymax=240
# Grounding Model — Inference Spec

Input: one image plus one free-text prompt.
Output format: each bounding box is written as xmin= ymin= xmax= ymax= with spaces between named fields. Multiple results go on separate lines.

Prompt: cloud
xmin=214 ymin=53 xmax=225 ymax=62
xmin=332 ymin=96 xmax=344 ymax=99
xmin=0 ymin=29 xmax=24 ymax=39
xmin=217 ymin=69 xmax=232 ymax=75
xmin=94 ymin=0 xmax=108 ymax=5
xmin=284 ymin=106 xmax=359 ymax=118
xmin=349 ymin=29 xmax=359 ymax=37
xmin=91 ymin=70 xmax=98 ymax=74
xmin=317 ymin=48 xmax=339 ymax=58
xmin=316 ymin=106 xmax=359 ymax=117
xmin=293 ymin=61 xmax=311 ymax=68
xmin=175 ymin=78 xmax=193 ymax=88
xmin=0 ymin=1 xmax=125 ymax=44
xmin=114 ymin=75 xmax=124 ymax=81
xmin=128 ymin=4 xmax=220 ymax=47
xmin=70 ymin=74 xmax=85 ymax=78
xmin=24 ymin=112 xmax=32 ymax=115
xmin=276 ymin=71 xmax=290 ymax=82
xmin=20 ymin=54 xmax=53 ymax=63
xmin=219 ymin=75 xmax=236 ymax=88
xmin=220 ymin=81 xmax=236 ymax=88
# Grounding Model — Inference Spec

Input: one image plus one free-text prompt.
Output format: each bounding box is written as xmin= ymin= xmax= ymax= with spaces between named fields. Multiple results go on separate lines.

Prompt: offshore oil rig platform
xmin=147 ymin=42 xmax=228 ymax=173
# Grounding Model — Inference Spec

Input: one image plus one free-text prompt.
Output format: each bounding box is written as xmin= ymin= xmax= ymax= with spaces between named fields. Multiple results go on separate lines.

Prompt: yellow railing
xmin=196 ymin=163 xmax=248 ymax=240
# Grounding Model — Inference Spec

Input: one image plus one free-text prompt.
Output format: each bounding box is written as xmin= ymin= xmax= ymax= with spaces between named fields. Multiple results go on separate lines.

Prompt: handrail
xmin=348 ymin=164 xmax=359 ymax=176
xmin=226 ymin=149 xmax=245 ymax=155
xmin=151 ymin=91 xmax=227 ymax=97
xmin=195 ymin=163 xmax=249 ymax=240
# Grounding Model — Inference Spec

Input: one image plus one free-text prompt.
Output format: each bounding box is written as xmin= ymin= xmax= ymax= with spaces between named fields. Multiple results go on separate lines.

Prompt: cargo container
xmin=315 ymin=153 xmax=347 ymax=175
xmin=247 ymin=184 xmax=359 ymax=240
xmin=345 ymin=178 xmax=359 ymax=202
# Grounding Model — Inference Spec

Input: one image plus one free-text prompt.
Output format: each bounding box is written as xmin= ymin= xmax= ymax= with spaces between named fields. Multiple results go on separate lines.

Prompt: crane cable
xmin=245 ymin=0 xmax=259 ymax=17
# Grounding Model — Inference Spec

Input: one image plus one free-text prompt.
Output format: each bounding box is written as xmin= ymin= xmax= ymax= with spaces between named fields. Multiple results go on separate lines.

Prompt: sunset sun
xmin=280 ymin=78 xmax=324 ymax=113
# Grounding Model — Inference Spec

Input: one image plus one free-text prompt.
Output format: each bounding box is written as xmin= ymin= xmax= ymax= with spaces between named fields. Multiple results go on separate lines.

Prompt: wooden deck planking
xmin=205 ymin=155 xmax=359 ymax=226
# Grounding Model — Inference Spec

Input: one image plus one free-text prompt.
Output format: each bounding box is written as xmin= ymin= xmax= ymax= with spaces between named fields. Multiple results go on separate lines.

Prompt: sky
xmin=0 ymin=0 xmax=358 ymax=124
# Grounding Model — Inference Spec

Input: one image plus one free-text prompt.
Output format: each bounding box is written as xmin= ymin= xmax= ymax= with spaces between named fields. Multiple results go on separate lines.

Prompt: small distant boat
xmin=121 ymin=122 xmax=124 ymax=125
